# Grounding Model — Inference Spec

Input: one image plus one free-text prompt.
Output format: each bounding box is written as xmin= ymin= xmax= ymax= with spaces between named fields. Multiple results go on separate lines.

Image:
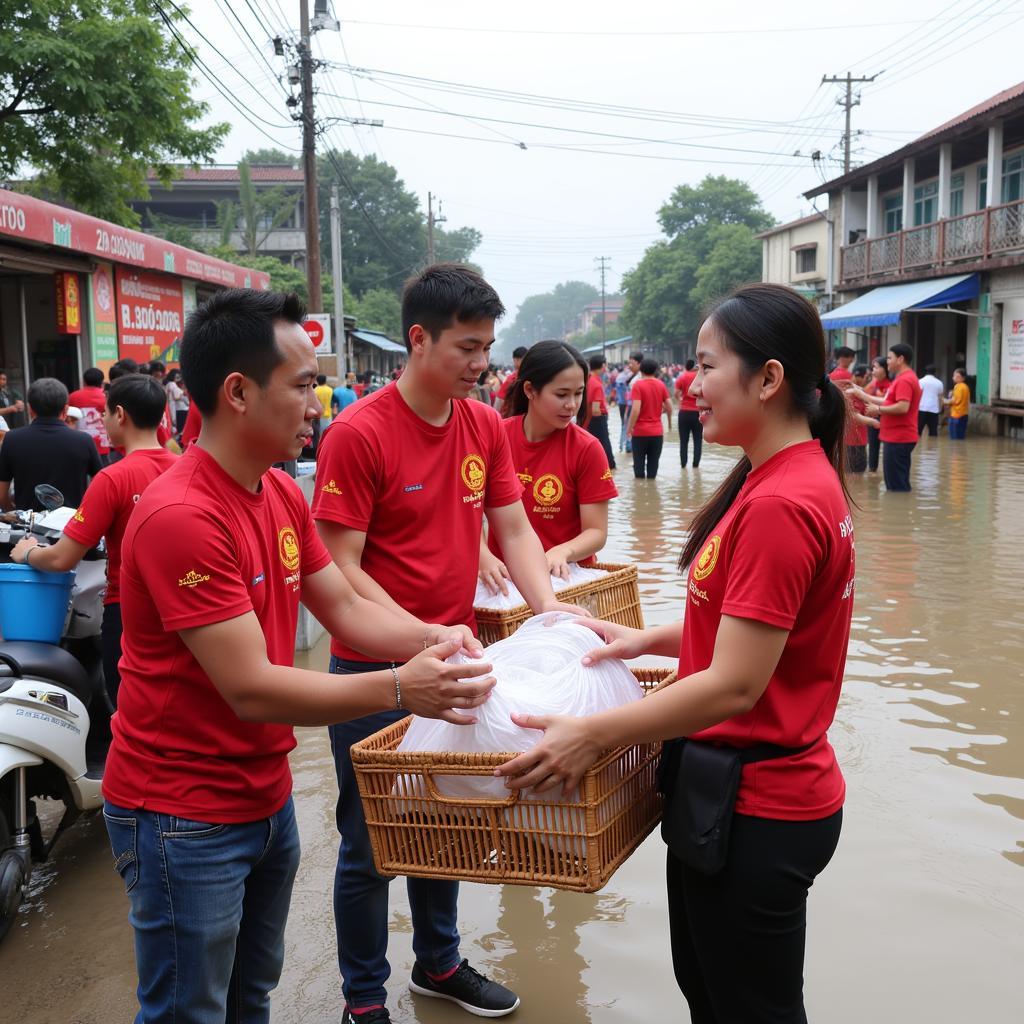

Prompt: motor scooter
xmin=0 ymin=485 xmax=109 ymax=942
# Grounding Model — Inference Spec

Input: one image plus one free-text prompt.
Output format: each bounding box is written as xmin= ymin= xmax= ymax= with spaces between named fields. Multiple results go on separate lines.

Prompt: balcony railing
xmin=841 ymin=198 xmax=1024 ymax=282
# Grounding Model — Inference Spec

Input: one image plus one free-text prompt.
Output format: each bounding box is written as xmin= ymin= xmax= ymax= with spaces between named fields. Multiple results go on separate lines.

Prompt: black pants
xmin=845 ymin=443 xmax=867 ymax=474
xmin=667 ymin=810 xmax=842 ymax=1024
xmin=586 ymin=414 xmax=616 ymax=469
xmin=632 ymin=434 xmax=663 ymax=478
xmin=678 ymin=410 xmax=703 ymax=467
xmin=917 ymin=410 xmax=939 ymax=437
xmin=101 ymin=601 xmax=122 ymax=708
xmin=883 ymin=440 xmax=915 ymax=492
xmin=867 ymin=426 xmax=881 ymax=471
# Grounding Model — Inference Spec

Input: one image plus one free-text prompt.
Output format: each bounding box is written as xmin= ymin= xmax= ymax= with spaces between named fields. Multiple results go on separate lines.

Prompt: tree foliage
xmin=0 ymin=0 xmax=228 ymax=226
xmin=316 ymin=150 xmax=481 ymax=297
xmin=499 ymin=280 xmax=602 ymax=351
xmin=622 ymin=176 xmax=773 ymax=345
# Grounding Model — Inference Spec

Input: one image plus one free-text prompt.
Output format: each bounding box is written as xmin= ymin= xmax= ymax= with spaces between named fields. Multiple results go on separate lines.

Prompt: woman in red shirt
xmin=497 ymin=283 xmax=854 ymax=1023
xmin=627 ymin=357 xmax=672 ymax=478
xmin=863 ymin=356 xmax=889 ymax=472
xmin=479 ymin=341 xmax=618 ymax=594
xmin=674 ymin=358 xmax=702 ymax=468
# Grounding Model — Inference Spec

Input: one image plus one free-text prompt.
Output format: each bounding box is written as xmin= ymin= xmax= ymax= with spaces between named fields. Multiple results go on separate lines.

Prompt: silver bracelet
xmin=390 ymin=663 xmax=402 ymax=709
xmin=25 ymin=546 xmax=34 ymax=568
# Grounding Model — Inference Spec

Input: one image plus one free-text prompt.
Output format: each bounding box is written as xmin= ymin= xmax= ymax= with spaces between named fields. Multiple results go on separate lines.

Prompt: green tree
xmin=622 ymin=176 xmax=773 ymax=345
xmin=242 ymin=148 xmax=296 ymax=166
xmin=500 ymin=280 xmax=601 ymax=351
xmin=352 ymin=288 xmax=402 ymax=339
xmin=0 ymin=0 xmax=228 ymax=226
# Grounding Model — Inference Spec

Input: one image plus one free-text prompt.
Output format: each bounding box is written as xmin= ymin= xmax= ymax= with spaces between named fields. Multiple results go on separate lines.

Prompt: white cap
xmin=65 ymin=406 xmax=83 ymax=422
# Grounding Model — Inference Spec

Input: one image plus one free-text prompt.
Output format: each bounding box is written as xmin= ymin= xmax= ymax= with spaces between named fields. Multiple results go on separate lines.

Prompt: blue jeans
xmin=328 ymin=656 xmax=461 ymax=1010
xmin=949 ymin=415 xmax=968 ymax=439
xmin=103 ymin=797 xmax=300 ymax=1024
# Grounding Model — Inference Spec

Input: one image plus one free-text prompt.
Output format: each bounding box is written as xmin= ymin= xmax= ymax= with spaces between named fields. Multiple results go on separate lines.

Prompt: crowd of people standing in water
xmin=2 ymin=258 xmax=977 ymax=1024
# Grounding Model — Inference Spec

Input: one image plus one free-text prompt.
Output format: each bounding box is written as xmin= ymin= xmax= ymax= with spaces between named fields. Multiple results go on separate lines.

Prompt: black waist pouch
xmin=658 ymin=736 xmax=814 ymax=876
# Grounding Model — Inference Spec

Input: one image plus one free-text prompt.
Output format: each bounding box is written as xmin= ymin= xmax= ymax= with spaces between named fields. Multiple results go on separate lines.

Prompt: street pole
xmin=822 ymin=71 xmax=879 ymax=174
xmin=595 ymin=255 xmax=610 ymax=353
xmin=300 ymin=0 xmax=323 ymax=311
xmin=330 ymin=183 xmax=347 ymax=380
xmin=427 ymin=191 xmax=435 ymax=265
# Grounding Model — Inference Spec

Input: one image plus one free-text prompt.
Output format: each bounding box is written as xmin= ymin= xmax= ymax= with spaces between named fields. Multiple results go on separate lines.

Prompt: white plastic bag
xmin=473 ymin=564 xmax=608 ymax=610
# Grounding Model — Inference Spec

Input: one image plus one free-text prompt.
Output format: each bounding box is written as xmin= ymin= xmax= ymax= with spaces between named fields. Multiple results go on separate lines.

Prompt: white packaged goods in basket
xmin=473 ymin=564 xmax=607 ymax=611
xmin=397 ymin=614 xmax=643 ymax=801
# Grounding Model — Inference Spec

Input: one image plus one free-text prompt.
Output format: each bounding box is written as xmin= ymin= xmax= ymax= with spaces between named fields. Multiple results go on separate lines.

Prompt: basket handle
xmin=422 ymin=768 xmax=523 ymax=808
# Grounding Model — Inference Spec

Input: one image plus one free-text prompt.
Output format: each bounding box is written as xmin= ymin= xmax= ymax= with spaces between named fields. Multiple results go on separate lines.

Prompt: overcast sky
xmin=184 ymin=0 xmax=1024 ymax=320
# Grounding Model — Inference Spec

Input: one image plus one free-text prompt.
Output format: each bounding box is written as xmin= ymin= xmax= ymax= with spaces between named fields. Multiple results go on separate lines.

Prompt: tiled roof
xmin=146 ymin=166 xmax=303 ymax=183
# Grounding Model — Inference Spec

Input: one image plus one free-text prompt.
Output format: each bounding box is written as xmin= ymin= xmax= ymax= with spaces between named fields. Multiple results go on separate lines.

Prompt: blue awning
xmin=820 ymin=273 xmax=980 ymax=331
xmin=351 ymin=329 xmax=405 ymax=353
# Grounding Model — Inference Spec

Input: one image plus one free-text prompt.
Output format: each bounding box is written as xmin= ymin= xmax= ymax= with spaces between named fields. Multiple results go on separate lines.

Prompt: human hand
xmin=576 ymin=617 xmax=648 ymax=664
xmin=10 ymin=536 xmax=38 ymax=564
xmin=398 ymin=639 xmax=496 ymax=724
xmin=424 ymin=623 xmax=484 ymax=659
xmin=13 ymin=400 xmax=23 ymax=413
xmin=539 ymin=599 xmax=592 ymax=618
xmin=478 ymin=551 xmax=511 ymax=596
xmin=493 ymin=714 xmax=600 ymax=796
xmin=545 ymin=545 xmax=572 ymax=582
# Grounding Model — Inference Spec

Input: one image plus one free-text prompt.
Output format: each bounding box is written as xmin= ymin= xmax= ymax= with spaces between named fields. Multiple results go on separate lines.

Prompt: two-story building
xmin=805 ymin=82 xmax=1024 ymax=437
xmin=131 ymin=165 xmax=307 ymax=266
xmin=757 ymin=213 xmax=831 ymax=306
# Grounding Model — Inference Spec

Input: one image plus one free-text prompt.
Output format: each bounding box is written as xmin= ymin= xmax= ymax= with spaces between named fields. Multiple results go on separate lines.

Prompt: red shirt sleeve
xmin=719 ymin=497 xmax=824 ymax=630
xmin=131 ymin=505 xmax=254 ymax=631
xmin=310 ymin=421 xmax=380 ymax=531
xmin=890 ymin=375 xmax=914 ymax=405
xmin=484 ymin=413 xmax=525 ymax=508
xmin=62 ymin=470 xmax=117 ymax=549
xmin=576 ymin=435 xmax=618 ymax=504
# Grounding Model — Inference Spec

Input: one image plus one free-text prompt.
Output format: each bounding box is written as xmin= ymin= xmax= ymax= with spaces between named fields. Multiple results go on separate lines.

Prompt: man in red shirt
xmin=313 ymin=264 xmax=583 ymax=1023
xmin=674 ymin=358 xmax=701 ymax=468
xmin=494 ymin=344 xmax=527 ymax=413
xmin=829 ymin=345 xmax=855 ymax=382
xmin=67 ymin=366 xmax=112 ymax=461
xmin=96 ymin=289 xmax=496 ymax=1024
xmin=584 ymin=353 xmax=616 ymax=469
xmin=12 ymin=373 xmax=177 ymax=707
xmin=627 ymin=357 xmax=672 ymax=478
xmin=850 ymin=342 xmax=922 ymax=492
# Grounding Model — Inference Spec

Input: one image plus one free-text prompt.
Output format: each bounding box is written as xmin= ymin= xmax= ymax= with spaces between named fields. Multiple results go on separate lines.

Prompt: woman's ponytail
xmin=812 ymin=376 xmax=850 ymax=498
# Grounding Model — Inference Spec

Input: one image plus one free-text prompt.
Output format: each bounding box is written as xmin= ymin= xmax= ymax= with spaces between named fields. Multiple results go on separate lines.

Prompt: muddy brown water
xmin=1 ymin=432 xmax=1021 ymax=1023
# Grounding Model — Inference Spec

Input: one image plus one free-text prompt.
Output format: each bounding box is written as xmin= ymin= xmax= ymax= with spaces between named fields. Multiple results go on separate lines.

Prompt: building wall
xmin=760 ymin=218 xmax=829 ymax=289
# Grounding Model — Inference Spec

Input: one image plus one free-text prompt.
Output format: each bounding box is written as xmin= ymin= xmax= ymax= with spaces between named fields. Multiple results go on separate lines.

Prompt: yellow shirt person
xmin=944 ymin=370 xmax=970 ymax=440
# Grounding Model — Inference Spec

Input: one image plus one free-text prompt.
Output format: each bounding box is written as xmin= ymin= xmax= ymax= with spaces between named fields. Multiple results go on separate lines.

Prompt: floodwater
xmin=2 ymin=430 xmax=1022 ymax=1023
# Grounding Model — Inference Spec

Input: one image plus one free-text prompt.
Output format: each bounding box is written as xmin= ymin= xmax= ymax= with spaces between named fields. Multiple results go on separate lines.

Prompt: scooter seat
xmin=0 ymin=642 xmax=92 ymax=709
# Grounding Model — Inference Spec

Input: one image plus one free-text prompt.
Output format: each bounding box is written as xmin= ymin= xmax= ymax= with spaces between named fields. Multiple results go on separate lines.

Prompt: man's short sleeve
xmin=484 ymin=415 xmax=524 ymax=509
xmin=891 ymin=375 xmax=915 ymax=405
xmin=62 ymin=470 xmax=116 ymax=549
xmin=719 ymin=497 xmax=823 ymax=630
xmin=132 ymin=505 xmax=253 ymax=631
xmin=576 ymin=436 xmax=618 ymax=504
xmin=310 ymin=421 xmax=379 ymax=531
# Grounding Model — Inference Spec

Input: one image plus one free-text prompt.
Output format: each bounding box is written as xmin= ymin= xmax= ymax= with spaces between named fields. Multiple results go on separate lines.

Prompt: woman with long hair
xmin=478 ymin=340 xmax=617 ymax=594
xmin=497 ymin=284 xmax=855 ymax=1023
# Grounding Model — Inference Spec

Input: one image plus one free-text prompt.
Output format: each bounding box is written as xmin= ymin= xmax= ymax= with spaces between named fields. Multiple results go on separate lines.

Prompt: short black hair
xmin=148 ymin=360 xmax=166 ymax=375
xmin=180 ymin=289 xmax=306 ymax=416
xmin=27 ymin=377 xmax=68 ymax=417
xmin=629 ymin=350 xmax=643 ymax=363
xmin=640 ymin=357 xmax=659 ymax=376
xmin=589 ymin=354 xmax=606 ymax=370
xmin=924 ymin=363 xmax=937 ymax=375
xmin=853 ymin=363 xmax=870 ymax=376
xmin=316 ymin=373 xmax=327 ymax=385
xmin=83 ymin=367 xmax=104 ymax=387
xmin=835 ymin=346 xmax=856 ymax=359
xmin=109 ymin=358 xmax=139 ymax=382
xmin=685 ymin=358 xmax=696 ymax=370
xmin=401 ymin=263 xmax=505 ymax=353
xmin=512 ymin=346 xmax=528 ymax=359
xmin=889 ymin=342 xmax=914 ymax=365
xmin=106 ymin=373 xmax=168 ymax=430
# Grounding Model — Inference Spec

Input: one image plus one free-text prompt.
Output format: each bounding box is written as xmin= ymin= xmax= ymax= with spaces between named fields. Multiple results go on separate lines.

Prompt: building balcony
xmin=190 ymin=228 xmax=307 ymax=254
xmin=840 ymin=198 xmax=1024 ymax=285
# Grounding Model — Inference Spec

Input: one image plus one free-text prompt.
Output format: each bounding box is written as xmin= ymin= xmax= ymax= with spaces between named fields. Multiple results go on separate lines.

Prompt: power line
xmin=210 ymin=0 xmax=287 ymax=97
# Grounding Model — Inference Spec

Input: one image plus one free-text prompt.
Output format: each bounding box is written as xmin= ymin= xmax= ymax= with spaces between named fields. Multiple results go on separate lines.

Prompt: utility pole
xmin=595 ymin=256 xmax=610 ymax=352
xmin=330 ymin=183 xmax=346 ymax=379
xmin=299 ymin=0 xmax=323 ymax=311
xmin=821 ymin=71 xmax=879 ymax=174
xmin=426 ymin=192 xmax=447 ymax=265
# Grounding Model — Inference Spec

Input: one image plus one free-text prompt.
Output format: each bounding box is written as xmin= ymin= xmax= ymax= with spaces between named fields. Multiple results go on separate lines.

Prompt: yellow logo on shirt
xmin=692 ymin=535 xmax=721 ymax=582
xmin=178 ymin=569 xmax=211 ymax=588
xmin=460 ymin=453 xmax=486 ymax=498
xmin=278 ymin=526 xmax=300 ymax=572
xmin=600 ymin=468 xmax=613 ymax=481
xmin=533 ymin=473 xmax=563 ymax=507
xmin=72 ymin=509 xmax=85 ymax=523
xmin=321 ymin=479 xmax=343 ymax=496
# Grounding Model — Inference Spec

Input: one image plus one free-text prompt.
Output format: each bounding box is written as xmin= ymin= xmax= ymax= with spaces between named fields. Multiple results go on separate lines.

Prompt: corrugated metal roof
xmin=804 ymin=80 xmax=1024 ymax=199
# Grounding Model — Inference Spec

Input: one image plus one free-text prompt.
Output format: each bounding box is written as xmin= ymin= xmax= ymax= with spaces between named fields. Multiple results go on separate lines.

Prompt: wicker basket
xmin=474 ymin=562 xmax=643 ymax=646
xmin=351 ymin=667 xmax=675 ymax=893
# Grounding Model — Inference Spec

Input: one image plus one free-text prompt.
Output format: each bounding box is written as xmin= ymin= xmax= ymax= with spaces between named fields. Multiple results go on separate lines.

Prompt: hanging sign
xmin=55 ymin=272 xmax=82 ymax=334
xmin=302 ymin=313 xmax=332 ymax=355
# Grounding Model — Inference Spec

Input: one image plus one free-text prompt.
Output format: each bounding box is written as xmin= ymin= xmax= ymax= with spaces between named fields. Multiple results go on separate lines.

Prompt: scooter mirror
xmin=34 ymin=484 xmax=65 ymax=511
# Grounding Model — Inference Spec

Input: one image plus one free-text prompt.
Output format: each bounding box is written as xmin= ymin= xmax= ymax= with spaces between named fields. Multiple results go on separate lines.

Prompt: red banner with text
xmin=115 ymin=267 xmax=185 ymax=366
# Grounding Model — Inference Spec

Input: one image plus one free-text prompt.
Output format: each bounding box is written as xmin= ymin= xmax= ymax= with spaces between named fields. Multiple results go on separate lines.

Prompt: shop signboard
xmin=115 ymin=267 xmax=185 ymax=366
xmin=302 ymin=313 xmax=332 ymax=355
xmin=54 ymin=272 xmax=81 ymax=334
xmin=1000 ymin=300 xmax=1024 ymax=402
xmin=0 ymin=189 xmax=270 ymax=289
xmin=89 ymin=262 xmax=119 ymax=369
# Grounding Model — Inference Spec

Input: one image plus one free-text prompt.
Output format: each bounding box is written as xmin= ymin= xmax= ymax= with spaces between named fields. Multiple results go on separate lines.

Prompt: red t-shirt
xmin=879 ymin=369 xmax=922 ymax=443
xmin=67 ymin=386 xmax=111 ymax=455
xmin=497 ymin=371 xmax=517 ymax=402
xmin=312 ymin=383 xmax=523 ymax=662
xmin=488 ymin=416 xmax=617 ymax=567
xmin=102 ymin=445 xmax=332 ymax=822
xmin=829 ymin=366 xmax=853 ymax=383
xmin=675 ymin=370 xmax=698 ymax=412
xmin=586 ymin=374 xmax=608 ymax=416
xmin=62 ymin=447 xmax=178 ymax=604
xmin=180 ymin=401 xmax=201 ymax=447
xmin=681 ymin=441 xmax=854 ymax=821
xmin=630 ymin=377 xmax=669 ymax=436
xmin=829 ymin=368 xmax=866 ymax=446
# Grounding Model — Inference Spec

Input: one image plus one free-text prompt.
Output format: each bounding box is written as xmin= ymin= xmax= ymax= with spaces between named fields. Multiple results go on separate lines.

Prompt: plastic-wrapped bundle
xmin=473 ymin=564 xmax=608 ymax=611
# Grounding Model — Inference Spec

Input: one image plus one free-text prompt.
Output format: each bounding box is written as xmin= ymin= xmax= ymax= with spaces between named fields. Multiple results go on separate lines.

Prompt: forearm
xmin=310 ymin=589 xmax=428 ymax=663
xmin=501 ymin=527 xmax=558 ymax=611
xmin=551 ymin=527 xmax=605 ymax=564
xmin=339 ymin=561 xmax=424 ymax=629
xmin=26 ymin=543 xmax=80 ymax=573
xmin=627 ymin=406 xmax=640 ymax=431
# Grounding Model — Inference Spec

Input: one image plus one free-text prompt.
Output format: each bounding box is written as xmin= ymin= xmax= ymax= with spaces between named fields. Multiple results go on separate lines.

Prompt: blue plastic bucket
xmin=0 ymin=564 xmax=75 ymax=644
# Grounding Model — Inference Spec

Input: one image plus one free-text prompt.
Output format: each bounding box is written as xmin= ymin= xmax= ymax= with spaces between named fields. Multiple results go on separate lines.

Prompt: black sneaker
xmin=409 ymin=959 xmax=520 ymax=1017
xmin=341 ymin=1007 xmax=391 ymax=1024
